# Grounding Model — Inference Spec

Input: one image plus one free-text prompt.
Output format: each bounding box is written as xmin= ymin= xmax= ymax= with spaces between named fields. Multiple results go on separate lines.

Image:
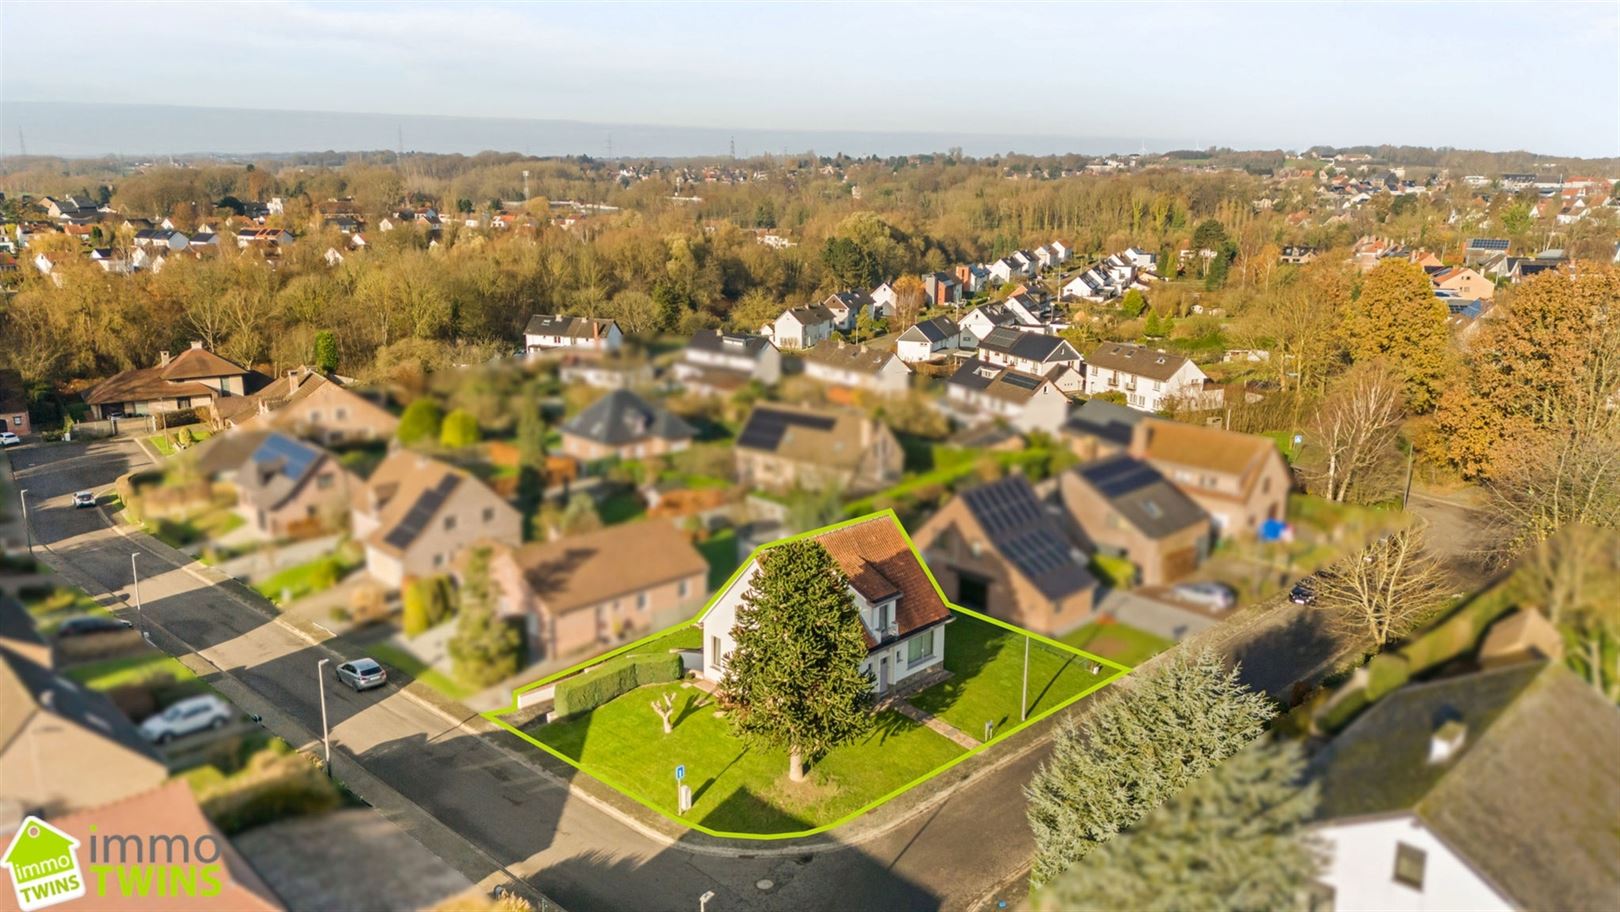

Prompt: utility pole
xmin=522 ymin=169 xmax=530 ymax=202
xmin=130 ymin=553 xmax=144 ymax=636
xmin=1020 ymin=635 xmax=1030 ymax=722
xmin=316 ymin=658 xmax=332 ymax=775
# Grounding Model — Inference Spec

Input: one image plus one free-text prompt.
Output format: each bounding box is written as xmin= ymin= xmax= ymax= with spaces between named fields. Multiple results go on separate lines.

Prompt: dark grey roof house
xmin=560 ymin=389 xmax=694 ymax=459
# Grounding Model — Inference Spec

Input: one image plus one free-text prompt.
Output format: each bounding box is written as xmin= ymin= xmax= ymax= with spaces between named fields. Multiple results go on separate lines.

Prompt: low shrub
xmin=1089 ymin=553 xmax=1137 ymax=589
xmin=1364 ymin=653 xmax=1411 ymax=701
xmin=552 ymin=652 xmax=682 ymax=719
xmin=197 ymin=748 xmax=343 ymax=835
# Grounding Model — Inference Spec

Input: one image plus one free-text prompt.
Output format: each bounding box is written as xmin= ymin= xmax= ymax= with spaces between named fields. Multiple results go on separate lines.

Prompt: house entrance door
xmin=879 ymin=657 xmax=890 ymax=692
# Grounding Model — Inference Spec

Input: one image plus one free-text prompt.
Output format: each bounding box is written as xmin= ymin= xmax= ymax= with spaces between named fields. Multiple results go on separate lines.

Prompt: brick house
xmin=0 ymin=369 xmax=31 ymax=436
xmin=352 ymin=452 xmax=521 ymax=588
xmin=233 ymin=433 xmax=354 ymax=541
xmin=734 ymin=403 xmax=902 ymax=494
xmin=83 ymin=342 xmax=254 ymax=420
xmin=1059 ymin=455 xmax=1211 ymax=586
xmin=559 ymin=389 xmax=694 ymax=462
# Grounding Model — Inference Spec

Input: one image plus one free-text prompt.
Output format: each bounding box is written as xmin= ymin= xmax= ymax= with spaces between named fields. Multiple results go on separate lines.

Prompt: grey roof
xmin=958 ymin=475 xmax=1096 ymax=600
xmin=897 ymin=316 xmax=959 ymax=345
xmin=825 ymin=291 xmax=874 ymax=312
xmin=1085 ymin=342 xmax=1190 ymax=382
xmin=947 ymin=358 xmax=1053 ymax=404
xmin=1064 ymin=398 xmax=1147 ymax=448
xmin=1072 ymin=454 xmax=1206 ymax=539
xmin=0 ymin=648 xmax=165 ymax=767
xmin=687 ymin=329 xmax=772 ymax=358
xmin=561 ymin=389 xmax=694 ymax=447
xmin=967 ymin=303 xmax=1023 ymax=328
xmin=978 ymin=327 xmax=1076 ymax=363
xmin=1309 ymin=662 xmax=1620 ymax=910
xmin=524 ymin=314 xmax=618 ymax=339
xmin=802 ymin=339 xmax=904 ymax=375
xmin=782 ymin=302 xmax=835 ymax=325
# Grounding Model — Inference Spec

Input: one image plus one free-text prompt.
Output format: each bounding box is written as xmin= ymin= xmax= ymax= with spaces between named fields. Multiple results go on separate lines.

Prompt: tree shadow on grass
xmin=697 ymin=783 xmax=812 ymax=835
xmin=672 ymin=690 xmax=710 ymax=727
xmin=1026 ymin=650 xmax=1078 ymax=717
xmin=690 ymin=745 xmax=750 ymax=805
xmin=907 ymin=616 xmax=1010 ymax=724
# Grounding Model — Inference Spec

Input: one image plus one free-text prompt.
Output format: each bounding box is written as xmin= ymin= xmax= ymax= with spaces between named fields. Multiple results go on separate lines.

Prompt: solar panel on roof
xmin=1000 ymin=372 xmax=1041 ymax=391
xmin=738 ymin=408 xmax=838 ymax=451
xmin=382 ymin=474 xmax=461 ymax=550
xmin=253 ymin=434 xmax=319 ymax=480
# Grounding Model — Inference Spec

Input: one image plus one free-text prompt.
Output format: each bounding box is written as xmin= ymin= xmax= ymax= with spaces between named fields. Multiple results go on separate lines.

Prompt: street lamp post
xmin=130 ymin=553 xmax=144 ymax=635
xmin=316 ymin=658 xmax=332 ymax=775
xmin=18 ymin=489 xmax=30 ymax=555
xmin=1020 ymin=635 xmax=1030 ymax=722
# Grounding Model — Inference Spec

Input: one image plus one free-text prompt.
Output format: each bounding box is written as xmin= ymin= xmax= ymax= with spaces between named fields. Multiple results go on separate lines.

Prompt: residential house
xmin=976 ymin=327 xmax=1083 ymax=392
xmin=1083 ymin=342 xmax=1217 ymax=413
xmin=236 ymin=227 xmax=294 ymax=249
xmin=914 ymin=474 xmax=1097 ymax=636
xmin=1062 ymin=268 xmax=1112 ymax=302
xmin=988 ymin=257 xmax=1024 ymax=285
xmin=1118 ymin=246 xmax=1155 ymax=270
xmin=133 ymin=229 xmax=189 ymax=251
xmin=1059 ymin=455 xmax=1211 ymax=585
xmin=895 ymin=316 xmax=962 ymax=363
xmin=673 ymin=330 xmax=781 ymax=394
xmin=489 ymin=520 xmax=708 ymax=662
xmin=868 ymin=283 xmax=897 ymax=319
xmin=1309 ymin=661 xmax=1620 ymax=912
xmin=1430 ymin=265 xmax=1494 ymax=302
xmin=1462 ymin=238 xmax=1510 ymax=266
xmin=734 ymin=402 xmax=902 ymax=494
xmin=1280 ymin=245 xmax=1320 ymax=265
xmin=0 ymin=648 xmax=168 ymax=815
xmin=922 ymin=272 xmax=963 ymax=308
xmin=822 ymin=291 xmax=874 ymax=331
xmin=234 ymin=433 xmax=353 ymax=540
xmin=942 ymin=359 xmax=1071 ymax=434
xmin=0 ymin=369 xmax=32 ymax=437
xmin=766 ymin=303 xmax=835 ymax=350
xmin=959 ymin=303 xmax=1035 ymax=347
xmin=1002 ymin=291 xmax=1055 ymax=325
xmin=559 ymin=389 xmax=695 ymax=462
xmin=1061 ymin=398 xmax=1147 ymax=461
xmin=84 ymin=341 xmax=254 ymax=420
xmin=699 ymin=514 xmax=951 ymax=695
xmin=1128 ymin=419 xmax=1291 ymax=537
xmin=523 ymin=315 xmax=624 ymax=357
xmin=955 ymin=263 xmax=992 ymax=294
xmin=351 ymin=452 xmax=521 ymax=588
xmin=800 ymin=339 xmax=912 ymax=397
xmin=230 ymin=368 xmax=398 ymax=445
xmin=558 ymin=352 xmax=655 ymax=391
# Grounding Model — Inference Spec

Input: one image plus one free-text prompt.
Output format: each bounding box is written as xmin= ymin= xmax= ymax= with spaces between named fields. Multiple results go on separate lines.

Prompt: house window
xmin=877 ymin=601 xmax=891 ymax=633
xmin=678 ymin=579 xmax=690 ymax=599
xmin=636 ymin=592 xmax=648 ymax=611
xmin=906 ymin=631 xmax=936 ymax=667
xmin=316 ymin=474 xmax=335 ymax=490
xmin=710 ymin=635 xmax=723 ymax=668
xmin=10 ymin=416 xmax=19 ymax=426
xmin=1393 ymin=843 xmax=1426 ymax=890
xmin=482 ymin=507 xmax=495 ymax=523
xmin=432 ymin=553 xmax=445 ymax=568
xmin=443 ymin=515 xmax=457 ymax=532
xmin=335 ymin=408 xmax=348 ymax=421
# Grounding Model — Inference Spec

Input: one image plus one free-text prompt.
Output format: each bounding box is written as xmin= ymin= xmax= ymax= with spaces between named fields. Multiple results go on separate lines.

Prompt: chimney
xmin=159 ymin=350 xmax=171 ymax=367
xmin=191 ymin=340 xmax=204 ymax=350
xmin=1428 ymin=719 xmax=1467 ymax=764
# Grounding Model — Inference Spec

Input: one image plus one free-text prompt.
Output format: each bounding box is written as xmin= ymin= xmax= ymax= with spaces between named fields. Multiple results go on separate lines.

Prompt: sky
xmin=2 ymin=0 xmax=1618 ymax=158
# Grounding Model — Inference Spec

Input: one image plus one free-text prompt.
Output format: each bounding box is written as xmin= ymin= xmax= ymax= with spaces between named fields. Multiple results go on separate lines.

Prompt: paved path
xmin=893 ymin=700 xmax=981 ymax=749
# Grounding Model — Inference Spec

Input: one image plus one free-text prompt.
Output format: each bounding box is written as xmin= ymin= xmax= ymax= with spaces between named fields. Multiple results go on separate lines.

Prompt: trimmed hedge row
xmin=553 ymin=652 xmax=682 ymax=719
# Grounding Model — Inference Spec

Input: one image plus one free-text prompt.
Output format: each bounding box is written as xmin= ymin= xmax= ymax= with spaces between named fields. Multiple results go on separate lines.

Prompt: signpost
xmin=676 ymin=765 xmax=692 ymax=815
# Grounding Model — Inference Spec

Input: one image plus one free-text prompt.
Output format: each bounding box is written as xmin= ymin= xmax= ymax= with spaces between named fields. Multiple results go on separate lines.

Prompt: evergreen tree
xmin=1033 ymin=737 xmax=1323 ymax=911
xmin=449 ymin=547 xmax=521 ymax=687
xmin=1120 ymin=288 xmax=1147 ymax=317
xmin=397 ymin=398 xmax=443 ymax=446
xmin=313 ymin=330 xmax=339 ymax=374
xmin=1342 ymin=260 xmax=1451 ymax=412
xmin=402 ymin=578 xmax=431 ymax=636
xmin=1026 ymin=647 xmax=1275 ymax=888
xmin=1144 ymin=310 xmax=1164 ymax=338
xmin=440 ymin=408 xmax=482 ymax=448
xmin=721 ymin=539 xmax=873 ymax=781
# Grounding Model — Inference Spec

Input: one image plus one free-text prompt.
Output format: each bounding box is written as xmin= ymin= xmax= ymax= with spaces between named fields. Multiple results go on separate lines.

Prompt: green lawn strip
xmin=253 ymin=550 xmax=361 ymax=603
xmin=365 ymin=642 xmax=478 ymax=702
xmin=910 ymin=613 xmax=1112 ymax=737
xmin=697 ymin=529 xmax=740 ymax=590
xmin=149 ymin=506 xmax=245 ymax=550
xmin=1059 ymin=621 xmax=1173 ymax=668
xmin=64 ymin=652 xmax=200 ymax=691
xmin=20 ymin=584 xmax=109 ymax=634
xmin=623 ymin=623 xmax=702 ymax=656
xmin=528 ymin=683 xmax=965 ymax=834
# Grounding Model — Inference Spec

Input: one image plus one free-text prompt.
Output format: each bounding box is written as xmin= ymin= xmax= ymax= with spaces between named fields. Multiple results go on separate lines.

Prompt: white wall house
xmin=943 ymin=359 xmax=1070 ymax=434
xmin=801 ymin=341 xmax=912 ymax=396
xmin=698 ymin=516 xmax=952 ymax=695
xmin=895 ymin=317 xmax=962 ymax=364
xmin=869 ymin=283 xmax=898 ymax=318
xmin=1084 ymin=342 xmax=1215 ymax=412
xmin=523 ymin=315 xmax=625 ymax=357
xmin=1314 ymin=815 xmax=1512 ymax=912
xmin=768 ymin=303 xmax=835 ymax=350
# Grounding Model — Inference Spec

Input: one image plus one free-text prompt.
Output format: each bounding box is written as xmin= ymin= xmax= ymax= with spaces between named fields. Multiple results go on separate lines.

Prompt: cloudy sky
xmin=3 ymin=0 xmax=1617 ymax=156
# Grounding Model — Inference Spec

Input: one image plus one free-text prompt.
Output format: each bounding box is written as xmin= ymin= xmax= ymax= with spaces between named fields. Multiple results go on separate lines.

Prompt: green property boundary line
xmin=481 ymin=509 xmax=1135 ymax=841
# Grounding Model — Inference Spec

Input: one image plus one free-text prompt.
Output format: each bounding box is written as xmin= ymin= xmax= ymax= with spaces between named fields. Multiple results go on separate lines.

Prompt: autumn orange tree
xmin=1341 ymin=259 xmax=1451 ymax=412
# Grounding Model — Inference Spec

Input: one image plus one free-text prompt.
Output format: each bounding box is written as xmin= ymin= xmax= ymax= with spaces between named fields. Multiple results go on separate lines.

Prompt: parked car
xmin=335 ymin=658 xmax=388 ymax=691
xmin=73 ymin=490 xmax=97 ymax=508
xmin=1289 ymin=578 xmax=1318 ymax=606
xmin=0 ymin=431 xmax=19 ymax=446
xmin=139 ymin=694 xmax=235 ymax=744
xmin=1170 ymin=581 xmax=1237 ymax=612
xmin=55 ymin=616 xmax=134 ymax=638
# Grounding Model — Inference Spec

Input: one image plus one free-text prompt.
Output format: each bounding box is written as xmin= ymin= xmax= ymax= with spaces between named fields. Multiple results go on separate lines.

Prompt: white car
xmin=139 ymin=694 xmax=235 ymax=744
xmin=1170 ymin=581 xmax=1237 ymax=612
xmin=73 ymin=491 xmax=97 ymax=509
xmin=0 ymin=431 xmax=19 ymax=446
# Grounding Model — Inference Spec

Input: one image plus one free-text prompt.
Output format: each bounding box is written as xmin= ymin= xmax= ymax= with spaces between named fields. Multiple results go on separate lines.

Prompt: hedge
xmin=1364 ymin=653 xmax=1411 ymax=702
xmin=552 ymin=651 xmax=682 ymax=719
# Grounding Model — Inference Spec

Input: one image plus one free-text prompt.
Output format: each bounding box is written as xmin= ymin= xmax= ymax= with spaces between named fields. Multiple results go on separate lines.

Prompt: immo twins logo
xmin=3 ymin=815 xmax=228 ymax=911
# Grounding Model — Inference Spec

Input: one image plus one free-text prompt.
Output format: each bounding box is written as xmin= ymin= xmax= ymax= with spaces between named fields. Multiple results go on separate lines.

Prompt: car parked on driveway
xmin=139 ymin=694 xmax=235 ymax=744
xmin=0 ymin=431 xmax=19 ymax=447
xmin=335 ymin=658 xmax=388 ymax=691
xmin=1289 ymin=577 xmax=1318 ymax=606
xmin=1170 ymin=581 xmax=1237 ymax=612
xmin=55 ymin=615 xmax=134 ymax=638
xmin=73 ymin=490 xmax=97 ymax=508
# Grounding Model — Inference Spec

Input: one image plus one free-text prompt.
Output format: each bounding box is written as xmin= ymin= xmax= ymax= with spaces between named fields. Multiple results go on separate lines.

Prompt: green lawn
xmin=1059 ymin=621 xmax=1173 ymax=668
xmin=911 ymin=613 xmax=1115 ymax=738
xmin=367 ymin=642 xmax=478 ymax=701
xmin=20 ymin=583 xmax=110 ymax=634
xmin=697 ymin=528 xmax=740 ymax=590
xmin=148 ymin=506 xmax=245 ymax=550
xmin=64 ymin=652 xmax=200 ymax=691
xmin=623 ymin=622 xmax=702 ymax=657
xmin=148 ymin=427 xmax=214 ymax=456
xmin=254 ymin=551 xmax=361 ymax=604
xmin=528 ymin=684 xmax=965 ymax=834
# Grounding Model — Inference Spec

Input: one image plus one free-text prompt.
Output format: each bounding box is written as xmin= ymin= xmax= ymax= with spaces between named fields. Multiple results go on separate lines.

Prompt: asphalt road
xmin=8 ymin=439 xmax=1042 ymax=912
xmin=10 ymin=437 xmax=1379 ymax=912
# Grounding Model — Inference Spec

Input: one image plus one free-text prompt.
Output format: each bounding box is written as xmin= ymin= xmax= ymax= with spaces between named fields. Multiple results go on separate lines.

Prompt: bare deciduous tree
xmin=1300 ymin=360 xmax=1405 ymax=503
xmin=651 ymin=692 xmax=677 ymax=734
xmin=1315 ymin=526 xmax=1450 ymax=649
xmin=1518 ymin=524 xmax=1620 ymax=700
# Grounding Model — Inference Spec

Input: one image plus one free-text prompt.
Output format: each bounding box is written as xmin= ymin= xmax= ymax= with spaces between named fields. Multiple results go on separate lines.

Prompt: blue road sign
xmin=675 ymin=764 xmax=686 ymax=782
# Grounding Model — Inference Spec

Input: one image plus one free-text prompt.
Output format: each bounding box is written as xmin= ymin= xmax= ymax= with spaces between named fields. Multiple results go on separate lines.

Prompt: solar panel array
xmin=962 ymin=478 xmax=1091 ymax=599
xmin=382 ymin=474 xmax=462 ymax=550
xmin=254 ymin=433 xmax=319 ymax=480
xmin=1083 ymin=456 xmax=1160 ymax=498
xmin=737 ymin=407 xmax=838 ymax=451
xmin=999 ymin=371 xmax=1042 ymax=391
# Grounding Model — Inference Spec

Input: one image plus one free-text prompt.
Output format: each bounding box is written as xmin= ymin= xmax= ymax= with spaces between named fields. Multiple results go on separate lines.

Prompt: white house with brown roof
xmin=767 ymin=303 xmax=836 ymax=350
xmin=489 ymin=520 xmax=708 ymax=662
xmin=698 ymin=514 xmax=952 ymax=695
xmin=801 ymin=339 xmax=911 ymax=396
xmin=352 ymin=452 xmax=521 ymax=588
xmin=523 ymin=315 xmax=624 ymax=357
xmin=84 ymin=342 xmax=254 ymax=420
xmin=1084 ymin=342 xmax=1216 ymax=413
